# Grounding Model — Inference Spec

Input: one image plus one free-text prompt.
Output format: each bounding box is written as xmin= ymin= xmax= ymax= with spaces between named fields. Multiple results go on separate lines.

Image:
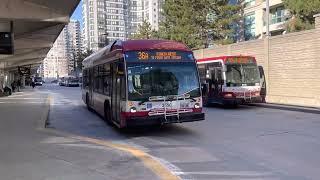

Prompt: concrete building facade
xmin=43 ymin=30 xmax=69 ymax=79
xmin=235 ymin=0 xmax=289 ymax=41
xmin=43 ymin=20 xmax=81 ymax=79
xmin=82 ymin=0 xmax=127 ymax=51
xmin=82 ymin=0 xmax=164 ymax=51
xmin=65 ymin=20 xmax=82 ymax=74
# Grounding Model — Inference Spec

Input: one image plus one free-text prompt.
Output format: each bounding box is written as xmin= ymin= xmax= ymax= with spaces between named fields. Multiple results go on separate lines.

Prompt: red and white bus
xmin=82 ymin=40 xmax=205 ymax=128
xmin=197 ymin=56 xmax=263 ymax=106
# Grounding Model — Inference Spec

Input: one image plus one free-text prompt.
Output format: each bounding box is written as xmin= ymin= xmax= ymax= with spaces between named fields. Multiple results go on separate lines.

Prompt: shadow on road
xmin=119 ymin=124 xmax=200 ymax=138
xmin=206 ymin=103 xmax=260 ymax=111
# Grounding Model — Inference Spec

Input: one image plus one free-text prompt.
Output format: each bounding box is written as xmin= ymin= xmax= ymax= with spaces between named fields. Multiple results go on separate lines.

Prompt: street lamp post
xmin=266 ymin=0 xmax=270 ymax=37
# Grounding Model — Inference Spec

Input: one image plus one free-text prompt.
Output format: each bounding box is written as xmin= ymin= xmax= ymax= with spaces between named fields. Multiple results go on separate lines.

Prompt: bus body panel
xmin=82 ymin=40 xmax=205 ymax=128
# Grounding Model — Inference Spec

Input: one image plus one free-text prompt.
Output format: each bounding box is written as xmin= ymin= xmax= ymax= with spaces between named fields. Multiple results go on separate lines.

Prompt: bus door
xmin=88 ymin=68 xmax=94 ymax=106
xmin=111 ymin=61 xmax=124 ymax=124
xmin=207 ymin=65 xmax=223 ymax=99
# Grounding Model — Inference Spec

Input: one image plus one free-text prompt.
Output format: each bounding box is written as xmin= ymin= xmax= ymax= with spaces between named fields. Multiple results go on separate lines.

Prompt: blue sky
xmin=71 ymin=1 xmax=82 ymax=25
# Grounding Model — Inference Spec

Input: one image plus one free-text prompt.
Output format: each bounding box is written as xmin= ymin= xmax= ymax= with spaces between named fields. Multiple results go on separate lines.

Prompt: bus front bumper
xmin=125 ymin=112 xmax=205 ymax=127
xmin=223 ymin=96 xmax=262 ymax=105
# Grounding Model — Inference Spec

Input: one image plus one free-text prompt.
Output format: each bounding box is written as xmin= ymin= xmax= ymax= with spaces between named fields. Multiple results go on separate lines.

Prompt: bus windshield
xmin=226 ymin=64 xmax=260 ymax=87
xmin=127 ymin=63 xmax=200 ymax=101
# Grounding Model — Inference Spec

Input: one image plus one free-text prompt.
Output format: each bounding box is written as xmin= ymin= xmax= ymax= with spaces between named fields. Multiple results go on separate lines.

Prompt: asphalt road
xmin=43 ymin=83 xmax=320 ymax=180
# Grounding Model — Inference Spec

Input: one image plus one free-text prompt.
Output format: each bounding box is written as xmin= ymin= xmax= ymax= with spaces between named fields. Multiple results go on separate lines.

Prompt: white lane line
xmin=0 ymin=101 xmax=43 ymax=104
xmin=0 ymin=98 xmax=43 ymax=100
xmin=177 ymin=171 xmax=272 ymax=176
xmin=154 ymin=157 xmax=190 ymax=180
xmin=7 ymin=94 xmax=33 ymax=98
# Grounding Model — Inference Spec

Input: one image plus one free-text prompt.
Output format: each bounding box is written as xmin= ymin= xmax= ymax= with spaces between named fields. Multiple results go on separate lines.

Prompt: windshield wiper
xmin=179 ymin=87 xmax=200 ymax=101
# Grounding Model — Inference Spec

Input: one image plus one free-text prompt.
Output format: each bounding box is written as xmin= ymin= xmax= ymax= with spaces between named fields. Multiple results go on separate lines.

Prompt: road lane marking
xmin=0 ymin=97 xmax=43 ymax=100
xmin=176 ymin=171 xmax=272 ymax=176
xmin=80 ymin=136 xmax=181 ymax=180
xmin=42 ymin=128 xmax=180 ymax=180
xmin=0 ymin=101 xmax=43 ymax=104
xmin=40 ymin=95 xmax=181 ymax=180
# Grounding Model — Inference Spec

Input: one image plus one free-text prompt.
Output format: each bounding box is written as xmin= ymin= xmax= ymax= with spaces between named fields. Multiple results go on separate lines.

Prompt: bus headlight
xmin=194 ymin=103 xmax=200 ymax=109
xmin=130 ymin=107 xmax=137 ymax=113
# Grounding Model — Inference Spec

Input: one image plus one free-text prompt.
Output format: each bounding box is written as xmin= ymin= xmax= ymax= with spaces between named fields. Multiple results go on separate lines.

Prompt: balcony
xmin=261 ymin=0 xmax=283 ymax=8
xmin=263 ymin=20 xmax=286 ymax=33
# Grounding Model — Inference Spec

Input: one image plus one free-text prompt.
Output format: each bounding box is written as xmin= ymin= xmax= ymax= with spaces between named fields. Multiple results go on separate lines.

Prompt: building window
xmin=244 ymin=0 xmax=255 ymax=7
xmin=244 ymin=12 xmax=255 ymax=40
xmin=271 ymin=6 xmax=286 ymax=24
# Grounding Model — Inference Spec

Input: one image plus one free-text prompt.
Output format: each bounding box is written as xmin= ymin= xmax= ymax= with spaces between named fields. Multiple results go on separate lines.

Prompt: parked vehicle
xmin=34 ymin=77 xmax=43 ymax=86
xmin=58 ymin=78 xmax=65 ymax=86
xmin=65 ymin=77 xmax=80 ymax=87
xmin=197 ymin=56 xmax=262 ymax=106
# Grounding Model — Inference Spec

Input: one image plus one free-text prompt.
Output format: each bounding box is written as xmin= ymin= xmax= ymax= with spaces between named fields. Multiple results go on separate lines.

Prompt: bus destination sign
xmin=226 ymin=57 xmax=255 ymax=64
xmin=138 ymin=51 xmax=182 ymax=60
xmin=126 ymin=50 xmax=194 ymax=62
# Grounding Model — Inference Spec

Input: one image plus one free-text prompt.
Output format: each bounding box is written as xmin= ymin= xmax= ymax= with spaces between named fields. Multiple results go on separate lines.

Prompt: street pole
xmin=266 ymin=0 xmax=270 ymax=37
xmin=266 ymin=0 xmax=270 ymax=102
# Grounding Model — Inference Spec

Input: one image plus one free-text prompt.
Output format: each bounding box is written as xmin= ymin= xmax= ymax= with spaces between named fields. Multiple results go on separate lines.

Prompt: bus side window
xmin=216 ymin=69 xmax=223 ymax=84
xmin=98 ymin=65 xmax=104 ymax=93
xmin=83 ymin=69 xmax=87 ymax=87
xmin=94 ymin=66 xmax=99 ymax=92
xmin=103 ymin=63 xmax=111 ymax=96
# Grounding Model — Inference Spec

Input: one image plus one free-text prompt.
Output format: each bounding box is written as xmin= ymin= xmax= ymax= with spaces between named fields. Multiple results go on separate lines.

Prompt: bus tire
xmin=104 ymin=101 xmax=113 ymax=125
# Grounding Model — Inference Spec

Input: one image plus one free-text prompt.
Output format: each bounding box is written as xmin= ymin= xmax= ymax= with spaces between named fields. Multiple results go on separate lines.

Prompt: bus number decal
xmin=138 ymin=52 xmax=149 ymax=60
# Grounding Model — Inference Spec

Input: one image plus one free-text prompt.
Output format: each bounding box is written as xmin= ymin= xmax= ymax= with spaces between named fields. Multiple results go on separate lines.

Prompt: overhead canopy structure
xmin=0 ymin=0 xmax=80 ymax=70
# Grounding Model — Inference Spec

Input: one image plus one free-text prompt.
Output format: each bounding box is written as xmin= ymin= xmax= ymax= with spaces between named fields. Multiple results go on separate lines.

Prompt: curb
xmin=37 ymin=95 xmax=180 ymax=180
xmin=249 ymin=103 xmax=320 ymax=114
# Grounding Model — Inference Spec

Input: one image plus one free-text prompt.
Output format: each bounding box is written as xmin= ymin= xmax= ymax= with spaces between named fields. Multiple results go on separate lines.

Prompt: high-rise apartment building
xmin=43 ymin=20 xmax=82 ymax=78
xmin=235 ymin=0 xmax=289 ymax=41
xmin=82 ymin=0 xmax=164 ymax=51
xmin=127 ymin=0 xmax=163 ymax=35
xmin=43 ymin=30 xmax=69 ymax=78
xmin=65 ymin=20 xmax=82 ymax=73
xmin=82 ymin=0 xmax=127 ymax=51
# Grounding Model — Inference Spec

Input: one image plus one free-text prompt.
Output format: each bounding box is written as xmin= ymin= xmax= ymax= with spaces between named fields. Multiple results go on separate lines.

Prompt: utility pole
xmin=265 ymin=0 xmax=270 ymax=102
xmin=266 ymin=0 xmax=270 ymax=37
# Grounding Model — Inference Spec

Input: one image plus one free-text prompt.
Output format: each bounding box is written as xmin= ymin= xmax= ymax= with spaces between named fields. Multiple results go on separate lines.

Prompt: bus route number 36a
xmin=138 ymin=52 xmax=149 ymax=60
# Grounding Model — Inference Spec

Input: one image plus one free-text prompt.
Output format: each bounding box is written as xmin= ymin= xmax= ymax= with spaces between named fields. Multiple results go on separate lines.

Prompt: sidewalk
xmin=250 ymin=103 xmax=320 ymax=114
xmin=0 ymin=87 xmax=158 ymax=180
